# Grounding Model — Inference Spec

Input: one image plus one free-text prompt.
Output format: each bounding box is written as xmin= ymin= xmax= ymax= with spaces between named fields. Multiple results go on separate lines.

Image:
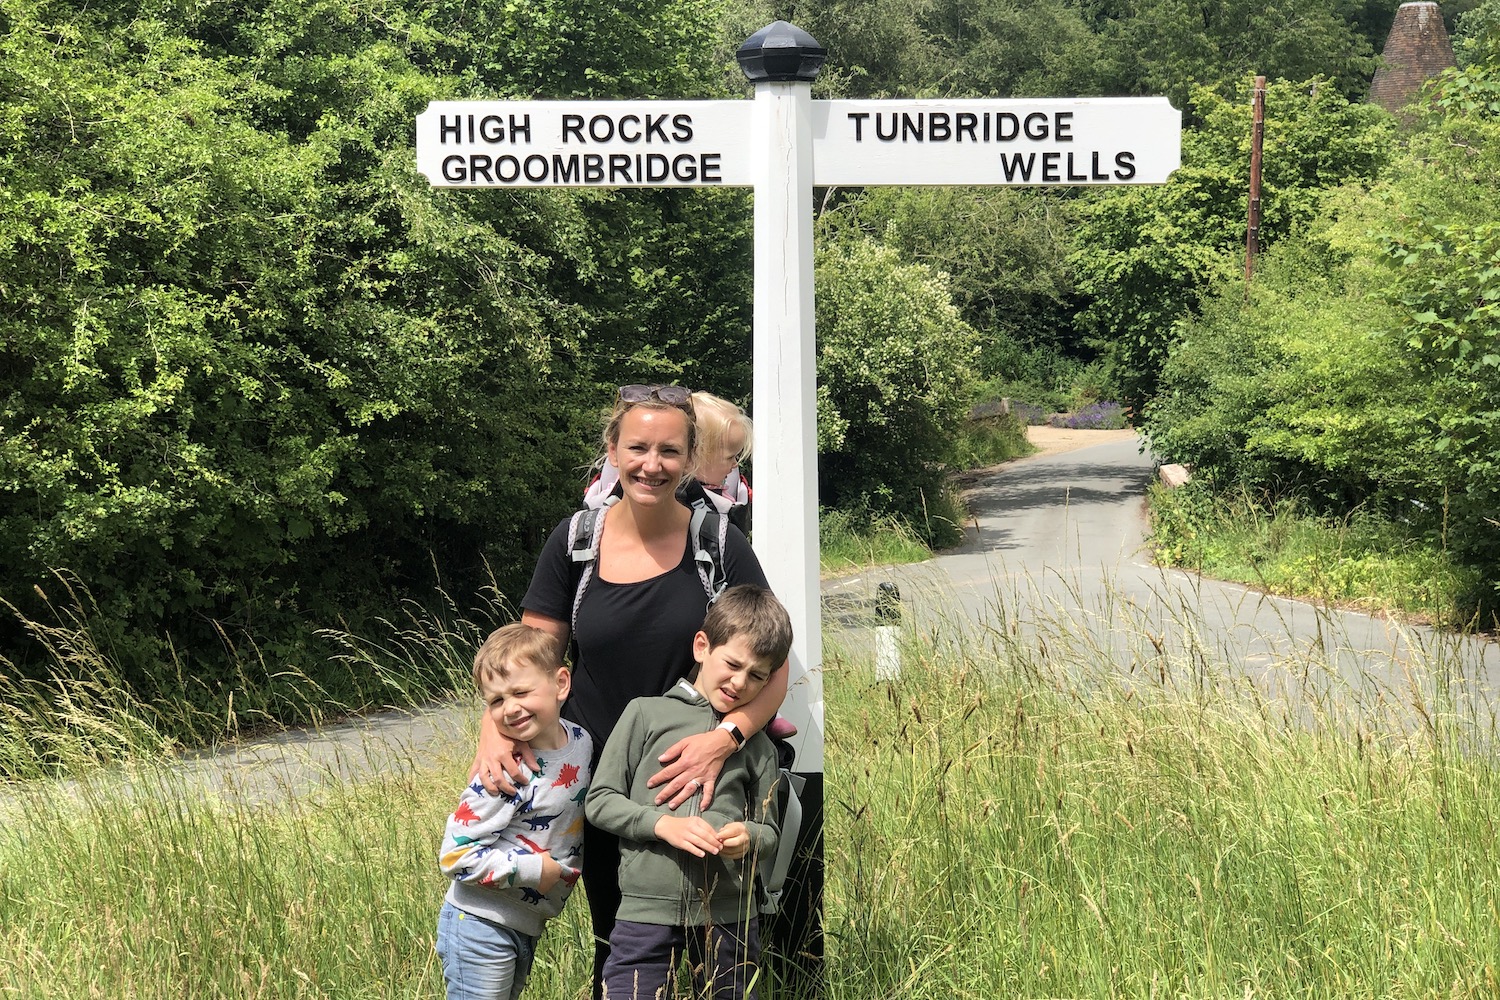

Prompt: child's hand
xmin=716 ymin=822 xmax=750 ymax=860
xmin=537 ymin=851 xmax=562 ymax=893
xmin=654 ymin=815 xmax=723 ymax=857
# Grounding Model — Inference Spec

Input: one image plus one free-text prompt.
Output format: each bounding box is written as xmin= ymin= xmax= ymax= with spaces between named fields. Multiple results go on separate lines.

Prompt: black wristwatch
xmin=717 ymin=720 xmax=746 ymax=750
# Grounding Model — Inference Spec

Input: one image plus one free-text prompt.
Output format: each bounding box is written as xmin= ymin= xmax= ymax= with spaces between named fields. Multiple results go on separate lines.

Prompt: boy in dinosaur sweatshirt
xmin=436 ymin=622 xmax=593 ymax=1000
xmin=585 ymin=584 xmax=793 ymax=1000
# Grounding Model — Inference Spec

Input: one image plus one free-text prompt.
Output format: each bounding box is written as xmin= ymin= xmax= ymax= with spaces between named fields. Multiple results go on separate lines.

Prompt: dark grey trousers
xmin=602 ymin=917 xmax=761 ymax=1000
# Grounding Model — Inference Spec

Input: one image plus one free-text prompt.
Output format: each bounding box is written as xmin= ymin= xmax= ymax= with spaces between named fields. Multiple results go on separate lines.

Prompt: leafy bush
xmin=952 ymin=410 xmax=1033 ymax=468
xmin=0 ymin=0 xmax=738 ymax=722
xmin=814 ymin=237 xmax=980 ymax=543
xmin=1070 ymin=78 xmax=1396 ymax=411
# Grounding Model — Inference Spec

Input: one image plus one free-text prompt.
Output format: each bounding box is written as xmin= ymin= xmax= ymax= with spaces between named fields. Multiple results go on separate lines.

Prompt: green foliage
xmin=813 ymin=236 xmax=979 ymax=543
xmin=1453 ymin=0 xmax=1500 ymax=68
xmin=819 ymin=508 xmax=933 ymax=575
xmin=1146 ymin=53 xmax=1500 ymax=622
xmin=1147 ymin=482 xmax=1479 ymax=624
xmin=822 ymin=186 xmax=1078 ymax=356
xmin=1087 ymin=0 xmax=1378 ymax=106
xmin=1374 ymin=59 xmax=1500 ymax=613
xmin=1071 ymin=78 xmax=1395 ymax=410
xmin=951 ymin=409 xmax=1033 ymax=469
xmin=1144 ymin=227 xmax=1430 ymax=508
xmin=0 ymin=0 xmax=749 ymax=723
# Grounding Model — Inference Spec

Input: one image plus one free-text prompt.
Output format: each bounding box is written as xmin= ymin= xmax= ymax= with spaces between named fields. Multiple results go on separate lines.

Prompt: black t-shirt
xmin=521 ymin=513 xmax=770 ymax=748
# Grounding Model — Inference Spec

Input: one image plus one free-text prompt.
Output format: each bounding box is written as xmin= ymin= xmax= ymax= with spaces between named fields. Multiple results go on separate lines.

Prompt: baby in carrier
xmin=584 ymin=390 xmax=751 ymax=534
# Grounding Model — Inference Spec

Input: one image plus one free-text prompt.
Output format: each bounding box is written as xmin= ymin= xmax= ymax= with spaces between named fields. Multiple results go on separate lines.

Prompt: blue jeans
xmin=435 ymin=901 xmax=538 ymax=1000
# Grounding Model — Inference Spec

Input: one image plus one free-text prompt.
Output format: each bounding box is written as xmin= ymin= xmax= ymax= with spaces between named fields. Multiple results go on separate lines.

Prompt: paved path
xmin=825 ymin=434 xmax=1500 ymax=736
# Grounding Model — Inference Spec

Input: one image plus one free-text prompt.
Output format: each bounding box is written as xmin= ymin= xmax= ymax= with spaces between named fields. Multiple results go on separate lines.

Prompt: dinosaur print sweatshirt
xmin=439 ymin=722 xmax=593 ymax=937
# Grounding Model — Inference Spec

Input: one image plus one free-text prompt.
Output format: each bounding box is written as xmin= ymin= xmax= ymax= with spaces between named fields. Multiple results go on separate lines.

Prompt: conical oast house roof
xmin=1369 ymin=1 xmax=1456 ymax=117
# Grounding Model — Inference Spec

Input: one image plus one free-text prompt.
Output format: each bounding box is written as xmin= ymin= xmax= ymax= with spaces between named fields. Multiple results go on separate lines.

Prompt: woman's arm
xmin=469 ymin=610 xmax=568 ymax=794
xmin=648 ymin=658 xmax=788 ymax=810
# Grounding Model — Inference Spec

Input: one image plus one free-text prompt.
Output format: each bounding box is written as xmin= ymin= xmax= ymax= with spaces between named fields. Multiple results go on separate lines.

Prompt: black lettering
xmin=1114 ymin=151 xmax=1136 ymax=180
xmin=929 ymin=112 xmax=951 ymax=142
xmin=523 ymin=155 xmax=549 ymax=182
xmin=553 ymin=154 xmax=580 ymax=184
xmin=1025 ymin=113 xmax=1050 ymax=141
xmin=441 ymin=154 xmax=466 ymax=181
xmin=998 ymin=152 xmax=1035 ymax=182
xmin=479 ymin=115 xmax=505 ymax=142
xmin=562 ymin=115 xmax=584 ymax=143
xmin=510 ymin=114 xmax=531 ymax=143
xmin=1055 ymin=112 xmax=1073 ymax=141
xmin=609 ymin=152 xmax=632 ymax=182
xmin=700 ymin=153 xmax=722 ymax=183
xmin=1042 ymin=151 xmax=1060 ymax=181
xmin=1066 ymin=152 xmax=1087 ymax=182
xmin=470 ymin=155 xmax=496 ymax=183
xmin=901 ymin=112 xmax=923 ymax=142
xmin=997 ymin=113 xmax=1018 ymax=141
xmin=646 ymin=114 xmax=669 ymax=143
xmin=672 ymin=153 xmax=698 ymax=182
xmin=876 ymin=113 xmax=898 ymax=141
xmin=496 ymin=155 xmax=519 ymax=183
xmin=439 ymin=116 xmax=461 ymax=144
xmin=619 ymin=114 xmax=642 ymax=143
xmin=589 ymin=115 xmax=615 ymax=142
xmin=584 ymin=154 xmax=604 ymax=183
xmin=672 ymin=114 xmax=693 ymax=141
xmin=646 ymin=154 xmax=670 ymax=182
xmin=849 ymin=111 xmax=871 ymax=141
xmin=1090 ymin=152 xmax=1108 ymax=181
xmin=956 ymin=113 xmax=977 ymax=142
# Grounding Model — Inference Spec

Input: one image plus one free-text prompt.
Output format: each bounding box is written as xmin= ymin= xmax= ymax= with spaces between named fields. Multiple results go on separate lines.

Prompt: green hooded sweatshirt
xmin=585 ymin=679 xmax=782 ymax=927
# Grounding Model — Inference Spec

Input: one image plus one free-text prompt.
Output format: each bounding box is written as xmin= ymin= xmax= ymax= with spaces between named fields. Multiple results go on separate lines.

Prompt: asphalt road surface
xmin=825 ymin=433 xmax=1500 ymax=738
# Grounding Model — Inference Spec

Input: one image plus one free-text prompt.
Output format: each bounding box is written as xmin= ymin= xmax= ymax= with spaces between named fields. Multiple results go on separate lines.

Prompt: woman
xmin=474 ymin=384 xmax=786 ymax=996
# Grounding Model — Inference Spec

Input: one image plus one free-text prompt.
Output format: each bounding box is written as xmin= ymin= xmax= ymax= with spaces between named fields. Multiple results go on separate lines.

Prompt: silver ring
xmin=686 ymin=779 xmax=700 ymax=792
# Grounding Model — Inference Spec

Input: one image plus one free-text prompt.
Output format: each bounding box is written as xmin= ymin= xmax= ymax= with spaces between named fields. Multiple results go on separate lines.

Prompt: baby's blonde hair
xmin=691 ymin=391 xmax=752 ymax=464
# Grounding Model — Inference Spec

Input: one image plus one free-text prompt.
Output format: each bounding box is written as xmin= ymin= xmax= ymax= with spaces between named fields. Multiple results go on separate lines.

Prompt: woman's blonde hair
xmin=690 ymin=391 xmax=752 ymax=464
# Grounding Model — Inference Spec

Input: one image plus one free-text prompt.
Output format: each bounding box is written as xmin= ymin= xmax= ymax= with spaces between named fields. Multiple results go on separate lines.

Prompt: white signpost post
xmin=416 ymin=20 xmax=1180 ymax=988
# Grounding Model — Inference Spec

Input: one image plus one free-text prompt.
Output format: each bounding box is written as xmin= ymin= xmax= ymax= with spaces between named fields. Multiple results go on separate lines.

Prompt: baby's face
xmin=696 ymin=431 xmax=745 ymax=490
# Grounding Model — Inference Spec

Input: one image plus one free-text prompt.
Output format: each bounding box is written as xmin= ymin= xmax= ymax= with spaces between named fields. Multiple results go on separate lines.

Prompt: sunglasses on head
xmin=618 ymin=384 xmax=692 ymax=406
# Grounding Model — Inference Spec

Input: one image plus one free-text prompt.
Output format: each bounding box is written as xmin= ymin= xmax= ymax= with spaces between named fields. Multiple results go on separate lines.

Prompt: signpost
xmin=416 ymin=20 xmax=1180 ymax=991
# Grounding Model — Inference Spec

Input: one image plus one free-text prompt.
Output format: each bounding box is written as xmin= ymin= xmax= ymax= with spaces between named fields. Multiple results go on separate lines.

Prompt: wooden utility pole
xmin=1245 ymin=75 xmax=1266 ymax=287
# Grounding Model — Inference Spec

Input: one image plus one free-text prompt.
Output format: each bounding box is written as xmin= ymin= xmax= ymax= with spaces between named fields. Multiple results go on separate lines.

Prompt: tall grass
xmin=5 ymin=581 xmax=1500 ymax=997
xmin=820 ymin=509 xmax=932 ymax=576
xmin=1148 ymin=483 xmax=1483 ymax=629
xmin=0 ymin=575 xmax=511 ymax=781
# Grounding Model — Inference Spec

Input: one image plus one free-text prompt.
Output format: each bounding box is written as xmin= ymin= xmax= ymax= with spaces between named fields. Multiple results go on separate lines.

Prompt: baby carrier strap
xmin=687 ymin=497 xmax=731 ymax=607
xmin=567 ymin=493 xmax=728 ymax=633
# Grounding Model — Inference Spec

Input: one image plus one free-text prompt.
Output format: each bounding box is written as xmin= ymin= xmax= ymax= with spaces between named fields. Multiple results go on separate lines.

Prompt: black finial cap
xmin=737 ymin=21 xmax=826 ymax=83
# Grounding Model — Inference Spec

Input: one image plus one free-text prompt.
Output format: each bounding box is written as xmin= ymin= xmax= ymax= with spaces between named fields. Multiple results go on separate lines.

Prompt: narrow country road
xmin=825 ymin=431 xmax=1500 ymax=736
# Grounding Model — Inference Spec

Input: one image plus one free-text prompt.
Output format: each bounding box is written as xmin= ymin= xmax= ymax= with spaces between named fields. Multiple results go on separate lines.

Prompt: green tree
xmin=1070 ymin=78 xmax=1394 ymax=410
xmin=813 ymin=236 xmax=979 ymax=536
xmin=0 ymin=0 xmax=748 ymax=725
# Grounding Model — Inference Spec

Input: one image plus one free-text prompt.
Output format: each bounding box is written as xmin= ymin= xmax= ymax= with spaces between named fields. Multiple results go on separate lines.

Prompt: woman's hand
xmin=648 ymin=728 xmax=737 ymax=810
xmin=471 ymin=710 xmax=540 ymax=796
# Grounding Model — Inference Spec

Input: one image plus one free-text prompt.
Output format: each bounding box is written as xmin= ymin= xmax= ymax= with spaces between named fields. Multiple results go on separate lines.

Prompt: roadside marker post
xmin=416 ymin=21 xmax=1180 ymax=991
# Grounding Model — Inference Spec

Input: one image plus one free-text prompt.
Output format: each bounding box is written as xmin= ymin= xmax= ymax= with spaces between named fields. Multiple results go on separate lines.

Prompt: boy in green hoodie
xmin=585 ymin=584 xmax=793 ymax=1000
